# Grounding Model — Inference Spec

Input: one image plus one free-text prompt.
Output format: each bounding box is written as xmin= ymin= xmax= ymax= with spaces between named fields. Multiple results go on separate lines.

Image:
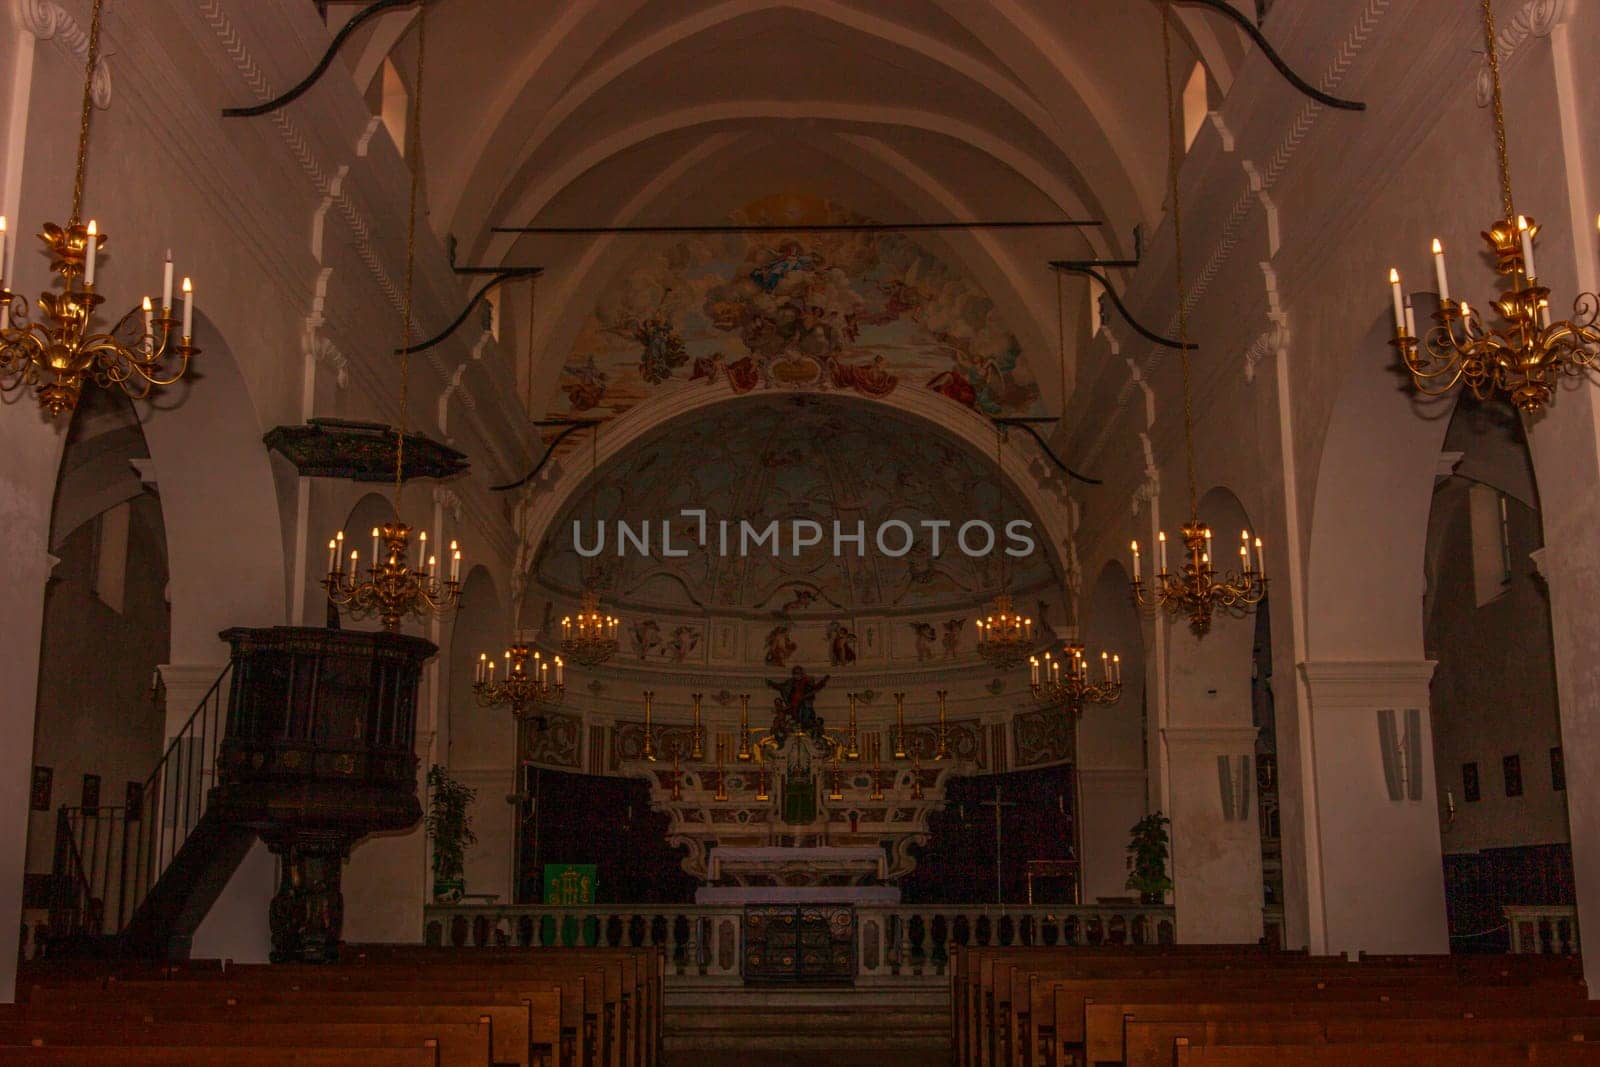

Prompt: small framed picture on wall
xmin=81 ymin=773 xmax=101 ymax=814
xmin=1551 ymin=747 xmax=1566 ymax=792
xmin=1503 ymin=754 xmax=1523 ymax=798
xmin=124 ymin=781 xmax=144 ymax=821
xmin=1462 ymin=762 xmax=1480 ymax=803
xmin=30 ymin=766 xmax=52 ymax=812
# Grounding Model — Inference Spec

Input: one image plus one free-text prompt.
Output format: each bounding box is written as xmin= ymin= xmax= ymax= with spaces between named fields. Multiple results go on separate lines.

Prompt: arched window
xmin=1182 ymin=62 xmax=1208 ymax=150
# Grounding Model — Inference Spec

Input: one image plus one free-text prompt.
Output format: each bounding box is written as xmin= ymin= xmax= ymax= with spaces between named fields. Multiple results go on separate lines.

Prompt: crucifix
xmin=979 ymin=785 xmax=1017 ymax=905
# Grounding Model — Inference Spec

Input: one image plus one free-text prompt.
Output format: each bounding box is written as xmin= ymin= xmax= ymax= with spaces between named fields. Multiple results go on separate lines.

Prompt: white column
xmin=158 ymin=662 xmax=231 ymax=740
xmin=1300 ymin=661 xmax=1446 ymax=955
xmin=1163 ymin=725 xmax=1263 ymax=943
xmin=1076 ymin=767 xmax=1148 ymax=903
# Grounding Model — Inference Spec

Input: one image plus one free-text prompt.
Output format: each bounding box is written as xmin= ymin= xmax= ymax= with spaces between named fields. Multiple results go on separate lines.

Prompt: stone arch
xmin=135 ymin=311 xmax=287 ymax=666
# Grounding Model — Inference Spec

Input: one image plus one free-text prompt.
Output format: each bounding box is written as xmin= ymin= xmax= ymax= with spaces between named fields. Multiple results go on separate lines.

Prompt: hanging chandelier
xmin=1030 ymin=643 xmax=1123 ymax=713
xmin=322 ymin=4 xmax=461 ymax=631
xmin=974 ymin=592 xmax=1034 ymax=669
xmin=561 ymin=589 xmax=620 ymax=667
xmin=473 ymin=642 xmax=564 ymax=728
xmin=974 ymin=425 xmax=1035 ymax=669
xmin=0 ymin=0 xmax=197 ymax=417
xmin=562 ymin=428 xmax=621 ymax=665
xmin=1388 ymin=0 xmax=1599 ymax=416
xmin=1129 ymin=5 xmax=1266 ymax=634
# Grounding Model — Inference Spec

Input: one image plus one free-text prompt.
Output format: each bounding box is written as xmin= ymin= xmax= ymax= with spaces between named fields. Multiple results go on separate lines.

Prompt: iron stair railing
xmin=49 ymin=661 xmax=233 ymax=940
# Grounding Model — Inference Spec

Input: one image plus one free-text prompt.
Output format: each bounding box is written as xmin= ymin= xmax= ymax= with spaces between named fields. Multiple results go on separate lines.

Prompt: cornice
xmin=1476 ymin=0 xmax=1567 ymax=107
xmin=15 ymin=0 xmax=113 ymax=107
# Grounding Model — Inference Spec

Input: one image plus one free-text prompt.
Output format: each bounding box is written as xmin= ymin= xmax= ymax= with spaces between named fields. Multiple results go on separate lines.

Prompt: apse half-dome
xmin=529 ymin=394 xmax=1063 ymax=670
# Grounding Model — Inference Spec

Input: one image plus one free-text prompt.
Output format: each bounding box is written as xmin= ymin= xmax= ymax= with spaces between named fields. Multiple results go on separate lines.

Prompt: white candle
xmin=326 ymin=538 xmax=337 ymax=574
xmin=1030 ymin=657 xmax=1039 ymax=686
xmin=142 ymin=297 xmax=154 ymax=350
xmin=371 ymin=527 xmax=381 ymax=563
xmin=451 ymin=543 xmax=461 ymax=582
xmin=161 ymin=251 xmax=173 ymax=311
xmin=555 ymin=656 xmax=564 ymax=687
xmin=181 ymin=277 xmax=194 ymax=337
xmin=1158 ymin=530 xmax=1168 ymax=574
xmin=335 ymin=530 xmax=345 ymax=570
xmin=417 ymin=530 xmax=428 ymax=572
xmin=1459 ymin=301 xmax=1472 ymax=336
xmin=1403 ymin=298 xmax=1416 ymax=339
xmin=0 ymin=215 xmax=9 ymax=287
xmin=1254 ymin=537 xmax=1265 ymax=577
xmin=1101 ymin=651 xmax=1110 ymax=683
xmin=1389 ymin=268 xmax=1405 ymax=331
xmin=1431 ymin=239 xmax=1449 ymax=303
xmin=1130 ymin=539 xmax=1141 ymax=581
xmin=477 ymin=653 xmax=486 ymax=684
xmin=1518 ymin=215 xmax=1536 ymax=279
xmin=1113 ymin=654 xmax=1122 ymax=684
xmin=83 ymin=221 xmax=97 ymax=287
xmin=350 ymin=548 xmax=360 ymax=574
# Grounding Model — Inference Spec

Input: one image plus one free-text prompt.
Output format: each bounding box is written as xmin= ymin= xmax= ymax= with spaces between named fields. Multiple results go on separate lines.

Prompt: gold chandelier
xmin=474 ymin=642 xmax=564 ymax=727
xmin=322 ymin=5 xmax=461 ymax=631
xmin=561 ymin=589 xmax=620 ymax=667
xmin=1030 ymin=643 xmax=1123 ymax=713
xmin=1389 ymin=0 xmax=1598 ymax=416
xmin=974 ymin=592 xmax=1034 ymax=669
xmin=1129 ymin=6 xmax=1266 ymax=633
xmin=0 ymin=0 xmax=197 ymax=417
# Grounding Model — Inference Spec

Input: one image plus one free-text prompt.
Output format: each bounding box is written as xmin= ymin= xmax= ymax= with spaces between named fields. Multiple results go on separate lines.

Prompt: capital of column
xmin=1299 ymin=660 xmax=1436 ymax=709
xmin=1162 ymin=725 xmax=1260 ymax=751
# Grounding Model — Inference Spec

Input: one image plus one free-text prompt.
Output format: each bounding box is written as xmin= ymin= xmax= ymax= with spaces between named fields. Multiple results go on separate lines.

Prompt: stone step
xmin=667 ymin=1009 xmax=949 ymax=1032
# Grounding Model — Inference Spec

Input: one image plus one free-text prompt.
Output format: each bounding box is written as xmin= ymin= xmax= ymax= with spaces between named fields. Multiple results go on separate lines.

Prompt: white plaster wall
xmin=190 ymin=839 xmax=275 ymax=963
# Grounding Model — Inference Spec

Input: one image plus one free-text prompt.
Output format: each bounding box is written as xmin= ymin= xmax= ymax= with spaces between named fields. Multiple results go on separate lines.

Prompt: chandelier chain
xmin=1162 ymin=4 xmax=1199 ymax=518
xmin=1056 ymin=267 xmax=1067 ymax=410
xmin=1481 ymin=0 xmax=1516 ymax=224
xmin=395 ymin=1 xmax=428 ymax=506
xmin=69 ymin=0 xmax=104 ymax=224
xmin=524 ymin=273 xmax=538 ymax=414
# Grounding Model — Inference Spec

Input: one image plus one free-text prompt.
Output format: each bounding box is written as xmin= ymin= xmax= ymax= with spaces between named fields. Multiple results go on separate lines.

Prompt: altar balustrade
xmin=421 ymin=901 xmax=1175 ymax=982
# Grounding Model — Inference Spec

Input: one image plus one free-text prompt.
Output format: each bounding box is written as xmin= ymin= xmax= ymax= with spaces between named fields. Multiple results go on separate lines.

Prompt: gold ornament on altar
xmin=1030 ymin=643 xmax=1123 ymax=714
xmin=321 ymin=7 xmax=461 ymax=631
xmin=1129 ymin=7 xmax=1266 ymax=633
xmin=473 ymin=642 xmax=564 ymax=726
xmin=0 ymin=0 xmax=198 ymax=417
xmin=1388 ymin=0 xmax=1600 ymax=416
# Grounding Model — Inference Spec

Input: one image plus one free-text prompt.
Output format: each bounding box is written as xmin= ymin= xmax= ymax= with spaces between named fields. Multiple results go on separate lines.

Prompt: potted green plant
xmin=1125 ymin=811 xmax=1173 ymax=905
xmin=425 ymin=764 xmax=476 ymax=904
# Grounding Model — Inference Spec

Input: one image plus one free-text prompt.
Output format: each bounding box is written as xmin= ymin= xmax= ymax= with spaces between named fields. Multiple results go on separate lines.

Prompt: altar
xmin=695 ymin=846 xmax=901 ymax=904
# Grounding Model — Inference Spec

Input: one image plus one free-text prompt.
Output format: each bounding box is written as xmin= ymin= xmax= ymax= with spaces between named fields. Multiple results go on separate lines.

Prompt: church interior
xmin=3 ymin=0 xmax=1600 ymax=1063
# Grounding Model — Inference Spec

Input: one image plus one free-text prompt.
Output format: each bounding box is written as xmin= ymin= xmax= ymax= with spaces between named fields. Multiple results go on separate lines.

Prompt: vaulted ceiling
xmin=337 ymin=0 xmax=1250 ymax=418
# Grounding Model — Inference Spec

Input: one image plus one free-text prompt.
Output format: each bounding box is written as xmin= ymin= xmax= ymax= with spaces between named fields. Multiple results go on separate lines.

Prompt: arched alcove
xmin=1076 ymin=559 xmax=1149 ymax=902
xmin=1422 ymin=394 xmax=1567 ymax=951
xmin=23 ymin=387 xmax=171 ymax=929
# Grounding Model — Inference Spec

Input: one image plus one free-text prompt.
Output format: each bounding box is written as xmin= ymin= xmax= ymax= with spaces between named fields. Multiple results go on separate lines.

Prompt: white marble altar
xmin=695 ymin=845 xmax=901 ymax=904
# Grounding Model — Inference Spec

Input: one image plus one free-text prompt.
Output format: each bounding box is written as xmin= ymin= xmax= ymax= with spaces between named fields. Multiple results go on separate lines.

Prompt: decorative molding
xmin=305 ymin=332 xmax=349 ymax=390
xmin=1299 ymin=659 xmax=1437 ymax=707
xmin=1161 ymin=725 xmax=1261 ymax=749
xmin=1475 ymin=0 xmax=1567 ymax=107
xmin=432 ymin=486 xmax=463 ymax=526
xmin=1082 ymin=0 xmax=1393 ymax=469
xmin=15 ymin=0 xmax=112 ymax=108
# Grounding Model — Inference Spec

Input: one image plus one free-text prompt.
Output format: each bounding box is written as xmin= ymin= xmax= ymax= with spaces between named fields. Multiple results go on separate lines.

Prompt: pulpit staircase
xmin=46 ymin=662 xmax=256 ymax=958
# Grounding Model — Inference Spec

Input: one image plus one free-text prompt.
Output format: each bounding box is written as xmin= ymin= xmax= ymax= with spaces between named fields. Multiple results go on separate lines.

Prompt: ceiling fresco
xmin=548 ymin=194 xmax=1045 ymax=420
xmin=532 ymin=394 xmax=1058 ymax=621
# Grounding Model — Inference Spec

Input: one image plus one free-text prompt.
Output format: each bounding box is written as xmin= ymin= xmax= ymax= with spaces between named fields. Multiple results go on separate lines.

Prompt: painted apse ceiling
xmin=546 ymin=195 xmax=1046 ymax=420
xmin=529 ymin=395 xmax=1062 ymax=672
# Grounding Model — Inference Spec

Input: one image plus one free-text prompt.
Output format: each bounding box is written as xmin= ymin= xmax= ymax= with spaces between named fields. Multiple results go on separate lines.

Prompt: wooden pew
xmin=0 ymin=1046 xmax=441 ymax=1066
xmin=1172 ymin=1038 xmax=1600 ymax=1066
xmin=0 ymin=1019 xmax=492 ymax=1067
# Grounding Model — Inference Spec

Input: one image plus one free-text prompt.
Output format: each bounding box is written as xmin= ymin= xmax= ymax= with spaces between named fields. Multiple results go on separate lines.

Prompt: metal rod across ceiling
xmin=491 ymin=219 xmax=1101 ymax=236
